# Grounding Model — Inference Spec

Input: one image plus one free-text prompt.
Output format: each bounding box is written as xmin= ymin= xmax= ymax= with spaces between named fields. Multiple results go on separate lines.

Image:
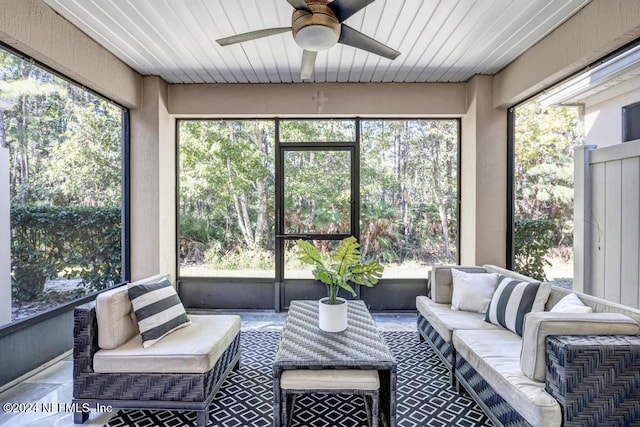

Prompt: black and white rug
xmin=105 ymin=331 xmax=491 ymax=427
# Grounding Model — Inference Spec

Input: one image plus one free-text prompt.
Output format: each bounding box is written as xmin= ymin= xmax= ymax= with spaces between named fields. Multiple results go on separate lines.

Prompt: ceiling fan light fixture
xmin=294 ymin=25 xmax=339 ymax=50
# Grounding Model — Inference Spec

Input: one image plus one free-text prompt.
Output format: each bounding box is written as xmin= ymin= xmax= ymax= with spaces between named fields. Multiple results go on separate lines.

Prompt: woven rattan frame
xmin=417 ymin=313 xmax=455 ymax=378
xmin=546 ymin=335 xmax=640 ymax=427
xmin=72 ymin=303 xmax=241 ymax=427
xmin=281 ymin=386 xmax=379 ymax=427
xmin=455 ymin=354 xmax=532 ymax=427
xmin=273 ymin=300 xmax=397 ymax=427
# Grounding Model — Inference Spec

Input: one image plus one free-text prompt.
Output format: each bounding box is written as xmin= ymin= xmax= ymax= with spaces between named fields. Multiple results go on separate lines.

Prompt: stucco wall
xmin=494 ymin=0 xmax=640 ymax=108
xmin=168 ymin=82 xmax=467 ymax=117
xmin=461 ymin=76 xmax=508 ymax=266
xmin=585 ymin=79 xmax=640 ymax=147
xmin=130 ymin=77 xmax=175 ymax=282
xmin=0 ymin=0 xmax=141 ymax=108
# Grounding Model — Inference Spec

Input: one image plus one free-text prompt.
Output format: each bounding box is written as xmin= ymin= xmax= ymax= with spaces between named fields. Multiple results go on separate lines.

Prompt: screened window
xmin=360 ymin=120 xmax=458 ymax=277
xmin=178 ymin=120 xmax=276 ymax=278
xmin=178 ymin=119 xmax=459 ymax=279
xmin=512 ymin=100 xmax=583 ymax=285
xmin=1 ymin=47 xmax=126 ymax=325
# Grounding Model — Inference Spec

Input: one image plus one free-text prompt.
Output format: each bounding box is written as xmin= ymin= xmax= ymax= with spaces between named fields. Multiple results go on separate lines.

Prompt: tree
xmin=513 ymin=100 xmax=583 ymax=279
xmin=179 ymin=120 xmax=274 ymax=251
xmin=514 ymin=101 xmax=583 ymax=246
xmin=44 ymin=101 xmax=122 ymax=207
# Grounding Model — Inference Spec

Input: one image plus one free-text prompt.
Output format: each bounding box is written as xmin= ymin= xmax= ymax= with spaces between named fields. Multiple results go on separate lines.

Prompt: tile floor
xmin=0 ymin=311 xmax=416 ymax=427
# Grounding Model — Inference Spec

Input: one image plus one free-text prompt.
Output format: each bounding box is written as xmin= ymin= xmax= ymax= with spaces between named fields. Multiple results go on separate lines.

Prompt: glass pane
xmin=178 ymin=120 xmax=275 ymax=278
xmin=3 ymin=47 xmax=124 ymax=324
xmin=513 ymin=100 xmax=583 ymax=285
xmin=360 ymin=120 xmax=458 ymax=279
xmin=284 ymin=150 xmax=351 ymax=234
xmin=279 ymin=119 xmax=356 ymax=142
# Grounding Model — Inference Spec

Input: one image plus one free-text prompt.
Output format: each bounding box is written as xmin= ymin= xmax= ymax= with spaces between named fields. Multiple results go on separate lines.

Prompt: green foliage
xmin=178 ymin=118 xmax=460 ymax=276
xmin=203 ymin=245 xmax=274 ymax=271
xmin=514 ymin=101 xmax=583 ymax=250
xmin=295 ymin=237 xmax=384 ymax=304
xmin=513 ymin=218 xmax=555 ymax=281
xmin=11 ymin=206 xmax=122 ymax=301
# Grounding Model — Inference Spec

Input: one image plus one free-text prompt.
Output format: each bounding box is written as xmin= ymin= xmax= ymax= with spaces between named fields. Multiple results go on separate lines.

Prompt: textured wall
xmin=168 ymin=82 xmax=467 ymax=117
xmin=0 ymin=0 xmax=141 ymax=108
xmin=494 ymin=0 xmax=640 ymax=108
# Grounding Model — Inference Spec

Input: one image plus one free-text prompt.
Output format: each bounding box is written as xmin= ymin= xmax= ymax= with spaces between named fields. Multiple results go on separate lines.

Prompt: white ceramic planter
xmin=318 ymin=297 xmax=348 ymax=332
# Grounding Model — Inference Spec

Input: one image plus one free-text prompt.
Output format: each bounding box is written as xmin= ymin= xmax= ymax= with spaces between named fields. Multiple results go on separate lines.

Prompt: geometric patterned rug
xmin=105 ymin=331 xmax=492 ymax=427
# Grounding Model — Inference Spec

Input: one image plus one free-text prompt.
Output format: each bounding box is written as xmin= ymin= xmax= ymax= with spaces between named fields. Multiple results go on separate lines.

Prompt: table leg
xmin=378 ymin=368 xmax=397 ymax=427
xmin=273 ymin=367 xmax=282 ymax=427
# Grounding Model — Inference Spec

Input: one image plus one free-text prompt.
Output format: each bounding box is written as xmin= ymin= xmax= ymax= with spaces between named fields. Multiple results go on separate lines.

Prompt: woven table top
xmin=273 ymin=300 xmax=397 ymax=369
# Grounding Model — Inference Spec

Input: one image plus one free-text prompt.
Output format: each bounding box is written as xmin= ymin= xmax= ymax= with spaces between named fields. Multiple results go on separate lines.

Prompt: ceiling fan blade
xmin=216 ymin=27 xmax=291 ymax=46
xmin=328 ymin=0 xmax=376 ymax=22
xmin=300 ymin=50 xmax=317 ymax=80
xmin=338 ymin=24 xmax=400 ymax=60
xmin=287 ymin=0 xmax=310 ymax=12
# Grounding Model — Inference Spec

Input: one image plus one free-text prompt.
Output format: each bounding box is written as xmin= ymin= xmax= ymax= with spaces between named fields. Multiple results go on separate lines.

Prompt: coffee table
xmin=272 ymin=300 xmax=397 ymax=427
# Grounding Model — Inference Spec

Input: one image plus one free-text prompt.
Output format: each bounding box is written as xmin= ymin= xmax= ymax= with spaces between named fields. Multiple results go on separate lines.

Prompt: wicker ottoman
xmin=280 ymin=369 xmax=380 ymax=427
xmin=546 ymin=335 xmax=640 ymax=427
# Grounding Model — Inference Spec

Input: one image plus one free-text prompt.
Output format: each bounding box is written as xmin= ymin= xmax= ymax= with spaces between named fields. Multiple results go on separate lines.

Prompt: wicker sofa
xmin=417 ymin=265 xmax=640 ymax=427
xmin=72 ymin=276 xmax=241 ymax=426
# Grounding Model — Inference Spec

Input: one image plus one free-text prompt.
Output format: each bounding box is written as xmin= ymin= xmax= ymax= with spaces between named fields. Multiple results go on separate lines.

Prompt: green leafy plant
xmin=513 ymin=217 xmax=555 ymax=281
xmin=11 ymin=206 xmax=122 ymax=301
xmin=295 ymin=236 xmax=384 ymax=305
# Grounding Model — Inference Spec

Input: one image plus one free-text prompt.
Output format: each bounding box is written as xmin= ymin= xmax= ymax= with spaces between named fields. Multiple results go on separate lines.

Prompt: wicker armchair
xmin=73 ymin=297 xmax=241 ymax=426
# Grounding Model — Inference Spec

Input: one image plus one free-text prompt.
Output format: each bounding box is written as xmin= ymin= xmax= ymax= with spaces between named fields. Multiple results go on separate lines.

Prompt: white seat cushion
xmin=416 ymin=296 xmax=502 ymax=343
xmin=453 ymin=329 xmax=561 ymax=427
xmin=93 ymin=314 xmax=241 ymax=373
xmin=280 ymin=369 xmax=379 ymax=391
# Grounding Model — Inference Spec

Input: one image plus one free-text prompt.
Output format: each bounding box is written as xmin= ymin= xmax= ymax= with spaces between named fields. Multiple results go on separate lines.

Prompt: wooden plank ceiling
xmin=43 ymin=0 xmax=591 ymax=84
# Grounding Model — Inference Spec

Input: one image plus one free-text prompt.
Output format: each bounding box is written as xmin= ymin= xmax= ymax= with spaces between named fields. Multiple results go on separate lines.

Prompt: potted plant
xmin=295 ymin=236 xmax=384 ymax=332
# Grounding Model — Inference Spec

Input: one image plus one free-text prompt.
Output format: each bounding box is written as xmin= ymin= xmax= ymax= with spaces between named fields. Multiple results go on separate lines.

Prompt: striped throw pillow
xmin=484 ymin=276 xmax=550 ymax=336
xmin=128 ymin=276 xmax=191 ymax=347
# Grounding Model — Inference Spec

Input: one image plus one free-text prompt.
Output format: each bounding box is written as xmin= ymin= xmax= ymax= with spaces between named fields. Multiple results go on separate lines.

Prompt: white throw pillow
xmin=550 ymin=292 xmax=593 ymax=313
xmin=450 ymin=269 xmax=499 ymax=313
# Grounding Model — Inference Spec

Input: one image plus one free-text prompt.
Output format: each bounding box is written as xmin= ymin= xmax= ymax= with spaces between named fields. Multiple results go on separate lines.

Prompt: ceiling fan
xmin=216 ymin=0 xmax=400 ymax=80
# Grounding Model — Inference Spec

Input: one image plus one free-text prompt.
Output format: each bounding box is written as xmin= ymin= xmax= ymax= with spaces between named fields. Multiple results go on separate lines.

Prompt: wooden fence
xmin=574 ymin=141 xmax=640 ymax=308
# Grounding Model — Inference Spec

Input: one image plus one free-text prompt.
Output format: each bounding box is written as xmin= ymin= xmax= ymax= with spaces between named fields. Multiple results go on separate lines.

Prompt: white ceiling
xmin=43 ymin=0 xmax=591 ymax=84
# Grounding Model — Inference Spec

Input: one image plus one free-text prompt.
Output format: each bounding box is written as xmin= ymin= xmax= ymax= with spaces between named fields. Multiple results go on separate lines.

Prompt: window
xmin=360 ymin=120 xmax=458 ymax=277
xmin=623 ymin=101 xmax=640 ymax=142
xmin=178 ymin=118 xmax=459 ymax=280
xmin=1 ymin=46 xmax=127 ymax=324
xmin=512 ymin=100 xmax=583 ymax=284
xmin=178 ymin=120 xmax=276 ymax=277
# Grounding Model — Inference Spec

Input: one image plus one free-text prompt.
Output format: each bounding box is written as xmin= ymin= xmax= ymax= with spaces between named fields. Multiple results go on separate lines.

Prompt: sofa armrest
xmin=520 ymin=312 xmax=639 ymax=381
xmin=73 ymin=303 xmax=99 ymax=376
xmin=546 ymin=335 xmax=640 ymax=426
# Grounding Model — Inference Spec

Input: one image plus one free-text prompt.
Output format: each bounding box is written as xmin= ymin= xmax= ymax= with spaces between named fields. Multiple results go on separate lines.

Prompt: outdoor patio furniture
xmin=280 ymin=369 xmax=380 ymax=427
xmin=72 ymin=276 xmax=241 ymax=427
xmin=273 ymin=300 xmax=396 ymax=427
xmin=417 ymin=264 xmax=640 ymax=427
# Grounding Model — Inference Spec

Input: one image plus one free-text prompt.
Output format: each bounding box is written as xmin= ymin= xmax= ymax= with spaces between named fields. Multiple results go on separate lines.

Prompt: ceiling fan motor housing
xmin=292 ymin=2 xmax=341 ymax=51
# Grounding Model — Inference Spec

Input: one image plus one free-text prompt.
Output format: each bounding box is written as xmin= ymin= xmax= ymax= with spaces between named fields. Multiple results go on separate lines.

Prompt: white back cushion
xmin=96 ymin=286 xmax=138 ymax=350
